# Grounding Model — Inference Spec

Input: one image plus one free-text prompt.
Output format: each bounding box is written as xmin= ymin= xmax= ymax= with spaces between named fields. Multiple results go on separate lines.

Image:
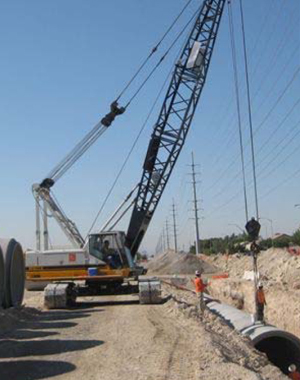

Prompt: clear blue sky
xmin=0 ymin=0 xmax=299 ymax=254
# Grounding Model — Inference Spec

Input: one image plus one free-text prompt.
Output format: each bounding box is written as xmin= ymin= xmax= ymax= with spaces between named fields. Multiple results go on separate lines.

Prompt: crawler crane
xmin=26 ymin=0 xmax=226 ymax=308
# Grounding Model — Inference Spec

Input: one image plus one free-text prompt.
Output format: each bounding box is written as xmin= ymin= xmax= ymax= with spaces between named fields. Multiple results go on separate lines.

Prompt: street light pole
xmin=259 ymin=217 xmax=274 ymax=246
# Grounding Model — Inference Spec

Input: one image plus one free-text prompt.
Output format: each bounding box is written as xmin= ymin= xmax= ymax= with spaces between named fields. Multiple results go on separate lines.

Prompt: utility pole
xmin=162 ymin=227 xmax=166 ymax=252
xmin=172 ymin=199 xmax=178 ymax=253
xmin=189 ymin=152 xmax=201 ymax=254
xmin=155 ymin=233 xmax=161 ymax=255
xmin=165 ymin=219 xmax=170 ymax=250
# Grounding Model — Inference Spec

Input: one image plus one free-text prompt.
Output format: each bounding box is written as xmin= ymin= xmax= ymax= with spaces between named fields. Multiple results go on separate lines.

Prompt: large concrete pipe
xmin=205 ymin=298 xmax=300 ymax=375
xmin=0 ymin=244 xmax=5 ymax=306
xmin=0 ymin=238 xmax=25 ymax=308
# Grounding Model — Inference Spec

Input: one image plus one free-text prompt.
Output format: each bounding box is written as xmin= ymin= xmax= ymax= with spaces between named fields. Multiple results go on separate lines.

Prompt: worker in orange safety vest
xmin=193 ymin=270 xmax=207 ymax=314
xmin=288 ymin=364 xmax=300 ymax=380
xmin=256 ymin=283 xmax=267 ymax=322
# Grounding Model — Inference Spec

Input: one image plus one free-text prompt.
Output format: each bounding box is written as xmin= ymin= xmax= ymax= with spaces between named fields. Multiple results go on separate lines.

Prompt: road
xmin=0 ymin=290 xmax=287 ymax=380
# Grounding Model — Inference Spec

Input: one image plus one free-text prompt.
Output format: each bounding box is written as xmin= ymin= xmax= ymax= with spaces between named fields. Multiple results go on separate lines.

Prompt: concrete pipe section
xmin=205 ymin=297 xmax=300 ymax=375
xmin=0 ymin=238 xmax=25 ymax=308
xmin=0 ymin=244 xmax=5 ymax=306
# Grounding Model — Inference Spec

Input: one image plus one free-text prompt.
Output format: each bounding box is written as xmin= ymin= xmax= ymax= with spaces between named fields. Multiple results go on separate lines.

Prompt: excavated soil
xmin=0 ymin=249 xmax=297 ymax=379
xmin=205 ymin=248 xmax=300 ymax=287
xmin=0 ymin=288 xmax=287 ymax=380
xmin=201 ymin=248 xmax=300 ymax=338
xmin=147 ymin=250 xmax=218 ymax=275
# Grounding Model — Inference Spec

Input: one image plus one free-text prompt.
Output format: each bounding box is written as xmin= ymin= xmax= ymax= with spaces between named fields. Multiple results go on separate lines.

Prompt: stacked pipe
xmin=0 ymin=238 xmax=25 ymax=308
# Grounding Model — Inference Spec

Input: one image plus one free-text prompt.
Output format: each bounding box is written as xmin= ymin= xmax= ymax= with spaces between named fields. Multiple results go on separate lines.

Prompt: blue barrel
xmin=88 ymin=267 xmax=98 ymax=276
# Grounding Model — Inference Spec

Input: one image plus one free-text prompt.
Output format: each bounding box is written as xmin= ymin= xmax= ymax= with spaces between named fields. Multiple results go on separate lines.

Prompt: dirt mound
xmin=206 ymin=248 xmax=300 ymax=286
xmin=147 ymin=250 xmax=218 ymax=275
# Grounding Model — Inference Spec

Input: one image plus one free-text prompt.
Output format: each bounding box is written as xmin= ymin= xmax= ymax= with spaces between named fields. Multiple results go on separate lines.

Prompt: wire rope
xmin=124 ymin=5 xmax=201 ymax=108
xmin=239 ymin=0 xmax=259 ymax=220
xmin=86 ymin=61 xmax=177 ymax=237
xmin=228 ymin=0 xmax=249 ymax=222
xmin=204 ymin=5 xmax=300 ymax=202
xmin=115 ymin=0 xmax=196 ymax=102
xmin=44 ymin=1 xmax=198 ymax=185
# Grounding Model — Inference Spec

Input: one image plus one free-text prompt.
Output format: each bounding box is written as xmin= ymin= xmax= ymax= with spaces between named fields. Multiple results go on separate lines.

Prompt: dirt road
xmin=0 ymin=290 xmax=286 ymax=380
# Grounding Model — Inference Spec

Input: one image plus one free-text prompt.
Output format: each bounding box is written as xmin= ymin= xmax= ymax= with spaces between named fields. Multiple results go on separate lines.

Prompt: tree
xmin=292 ymin=230 xmax=300 ymax=246
xmin=272 ymin=236 xmax=292 ymax=248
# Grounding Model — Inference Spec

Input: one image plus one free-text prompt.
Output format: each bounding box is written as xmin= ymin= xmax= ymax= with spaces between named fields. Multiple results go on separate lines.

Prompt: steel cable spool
xmin=0 ymin=244 xmax=5 ymax=307
xmin=0 ymin=238 xmax=25 ymax=308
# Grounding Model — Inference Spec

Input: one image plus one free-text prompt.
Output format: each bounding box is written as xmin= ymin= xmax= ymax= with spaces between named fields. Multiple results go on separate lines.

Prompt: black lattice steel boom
xmin=126 ymin=0 xmax=226 ymax=257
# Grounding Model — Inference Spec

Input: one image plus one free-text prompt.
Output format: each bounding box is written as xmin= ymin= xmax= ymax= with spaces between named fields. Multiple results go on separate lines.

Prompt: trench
xmin=254 ymin=334 xmax=300 ymax=375
xmin=206 ymin=299 xmax=300 ymax=374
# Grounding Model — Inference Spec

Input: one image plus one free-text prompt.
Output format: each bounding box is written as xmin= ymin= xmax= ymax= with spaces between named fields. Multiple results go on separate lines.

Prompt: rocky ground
xmin=0 ymin=287 xmax=288 ymax=380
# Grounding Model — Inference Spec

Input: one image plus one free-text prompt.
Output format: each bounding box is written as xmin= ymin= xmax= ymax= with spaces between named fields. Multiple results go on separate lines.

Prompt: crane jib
xmin=126 ymin=0 xmax=226 ymax=257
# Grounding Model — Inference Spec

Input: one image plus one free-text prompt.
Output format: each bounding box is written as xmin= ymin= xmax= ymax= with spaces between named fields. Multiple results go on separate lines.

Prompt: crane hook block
xmin=40 ymin=178 xmax=55 ymax=189
xmin=245 ymin=218 xmax=261 ymax=242
xmin=101 ymin=101 xmax=125 ymax=127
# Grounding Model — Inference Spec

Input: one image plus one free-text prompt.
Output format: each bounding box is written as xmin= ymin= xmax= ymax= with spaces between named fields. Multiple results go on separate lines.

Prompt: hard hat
xmin=289 ymin=364 xmax=297 ymax=372
xmin=258 ymin=282 xmax=263 ymax=288
xmin=195 ymin=270 xmax=200 ymax=276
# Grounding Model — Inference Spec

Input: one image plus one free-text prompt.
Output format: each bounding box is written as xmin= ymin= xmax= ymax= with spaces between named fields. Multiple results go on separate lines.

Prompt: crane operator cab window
xmin=89 ymin=234 xmax=123 ymax=269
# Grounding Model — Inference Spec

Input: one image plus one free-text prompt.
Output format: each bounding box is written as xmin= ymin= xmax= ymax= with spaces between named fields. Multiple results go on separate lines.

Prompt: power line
xmin=202 ymin=1 xmax=300 ymax=186
xmin=248 ymin=0 xmax=286 ymax=79
xmin=208 ymin=99 xmax=300 ymax=201
xmin=260 ymin=167 xmax=300 ymax=200
xmin=251 ymin=19 xmax=300 ymax=105
xmin=253 ymin=65 xmax=300 ymax=136
xmin=203 ymin=63 xmax=300 ymax=199
xmin=116 ymin=0 xmax=196 ymax=102
xmin=257 ymin=121 xmax=300 ymax=176
xmin=125 ymin=5 xmax=201 ymax=108
xmin=206 ymin=0 xmax=281 ymax=153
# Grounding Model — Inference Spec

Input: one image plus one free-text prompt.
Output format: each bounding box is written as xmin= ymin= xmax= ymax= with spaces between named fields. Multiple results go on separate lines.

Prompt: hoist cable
xmin=239 ymin=0 xmax=259 ymax=221
xmin=125 ymin=6 xmax=201 ymax=108
xmin=49 ymin=124 xmax=107 ymax=182
xmin=204 ymin=62 xmax=300 ymax=197
xmin=228 ymin=0 xmax=249 ymax=223
xmin=46 ymin=3 xmax=198 ymax=184
xmin=86 ymin=62 xmax=176 ymax=237
xmin=115 ymin=0 xmax=195 ymax=102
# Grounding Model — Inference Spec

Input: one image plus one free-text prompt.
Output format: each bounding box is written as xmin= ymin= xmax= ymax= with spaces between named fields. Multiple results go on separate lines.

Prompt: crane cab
xmin=88 ymin=231 xmax=134 ymax=270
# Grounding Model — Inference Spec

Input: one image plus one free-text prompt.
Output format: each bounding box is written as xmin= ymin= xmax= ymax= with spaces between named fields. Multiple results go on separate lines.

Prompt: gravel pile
xmin=147 ymin=250 xmax=218 ymax=275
